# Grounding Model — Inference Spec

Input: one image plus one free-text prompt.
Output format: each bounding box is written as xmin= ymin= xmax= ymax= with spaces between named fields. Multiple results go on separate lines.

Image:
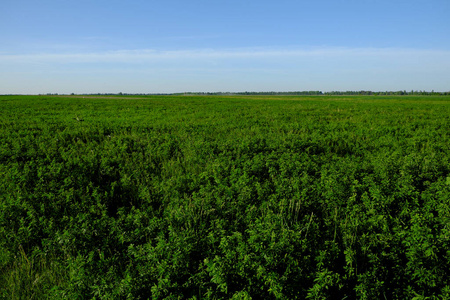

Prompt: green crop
xmin=0 ymin=94 xmax=449 ymax=299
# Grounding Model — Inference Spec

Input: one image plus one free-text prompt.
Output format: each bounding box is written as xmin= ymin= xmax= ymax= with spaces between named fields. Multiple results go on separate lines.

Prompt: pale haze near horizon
xmin=1 ymin=0 xmax=449 ymax=94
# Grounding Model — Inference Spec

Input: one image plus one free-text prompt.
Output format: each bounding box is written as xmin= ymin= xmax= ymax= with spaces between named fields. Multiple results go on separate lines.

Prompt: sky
xmin=1 ymin=0 xmax=449 ymax=94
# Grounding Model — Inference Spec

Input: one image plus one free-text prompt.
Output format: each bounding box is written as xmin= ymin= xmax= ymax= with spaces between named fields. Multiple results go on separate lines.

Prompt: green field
xmin=1 ymin=94 xmax=449 ymax=299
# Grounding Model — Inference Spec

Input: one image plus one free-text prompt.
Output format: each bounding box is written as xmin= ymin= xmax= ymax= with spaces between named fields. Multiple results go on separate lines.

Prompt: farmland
xmin=0 ymin=94 xmax=449 ymax=299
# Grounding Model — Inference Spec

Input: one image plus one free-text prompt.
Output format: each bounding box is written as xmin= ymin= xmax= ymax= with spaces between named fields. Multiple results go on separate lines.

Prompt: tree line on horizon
xmin=187 ymin=90 xmax=450 ymax=96
xmin=29 ymin=90 xmax=450 ymax=96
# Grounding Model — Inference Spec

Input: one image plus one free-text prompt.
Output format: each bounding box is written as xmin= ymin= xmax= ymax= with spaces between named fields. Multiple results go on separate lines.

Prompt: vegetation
xmin=0 ymin=94 xmax=449 ymax=299
xmin=32 ymin=89 xmax=450 ymax=96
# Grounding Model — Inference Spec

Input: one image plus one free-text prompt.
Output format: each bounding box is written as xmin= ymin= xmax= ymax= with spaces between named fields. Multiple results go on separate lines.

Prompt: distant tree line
xmin=323 ymin=90 xmax=450 ymax=96
xmin=30 ymin=90 xmax=450 ymax=96
xmin=174 ymin=90 xmax=450 ymax=96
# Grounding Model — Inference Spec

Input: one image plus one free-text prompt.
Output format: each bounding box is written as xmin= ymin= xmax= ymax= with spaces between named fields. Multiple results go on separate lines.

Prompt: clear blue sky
xmin=1 ymin=0 xmax=449 ymax=93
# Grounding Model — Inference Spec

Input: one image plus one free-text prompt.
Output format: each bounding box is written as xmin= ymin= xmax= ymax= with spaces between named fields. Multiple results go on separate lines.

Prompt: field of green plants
xmin=1 ymin=94 xmax=449 ymax=299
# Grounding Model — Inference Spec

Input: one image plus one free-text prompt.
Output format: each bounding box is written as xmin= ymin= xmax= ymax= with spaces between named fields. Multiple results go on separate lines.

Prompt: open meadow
xmin=0 ymin=94 xmax=449 ymax=299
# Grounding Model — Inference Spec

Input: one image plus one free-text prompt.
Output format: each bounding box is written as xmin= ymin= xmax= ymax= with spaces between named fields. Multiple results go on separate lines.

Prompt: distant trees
xmin=33 ymin=91 xmax=450 ymax=97
xmin=190 ymin=91 xmax=450 ymax=96
xmin=323 ymin=90 xmax=450 ymax=96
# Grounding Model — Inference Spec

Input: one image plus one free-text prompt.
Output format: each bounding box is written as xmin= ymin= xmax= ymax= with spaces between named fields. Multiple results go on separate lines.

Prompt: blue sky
xmin=1 ymin=0 xmax=449 ymax=93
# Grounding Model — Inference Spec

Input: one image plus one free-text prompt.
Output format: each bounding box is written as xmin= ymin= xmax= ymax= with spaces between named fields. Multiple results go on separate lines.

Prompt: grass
xmin=0 ymin=94 xmax=449 ymax=299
